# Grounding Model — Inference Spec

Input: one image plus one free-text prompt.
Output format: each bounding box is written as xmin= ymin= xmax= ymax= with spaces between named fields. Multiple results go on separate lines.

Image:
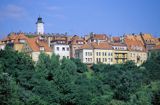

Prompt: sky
xmin=0 ymin=0 xmax=160 ymax=39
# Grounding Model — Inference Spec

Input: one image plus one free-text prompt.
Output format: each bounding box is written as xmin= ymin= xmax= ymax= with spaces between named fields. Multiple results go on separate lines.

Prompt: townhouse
xmin=125 ymin=35 xmax=147 ymax=65
xmin=22 ymin=36 xmax=52 ymax=61
xmin=69 ymin=35 xmax=85 ymax=58
xmin=1 ymin=33 xmax=52 ymax=61
xmin=111 ymin=43 xmax=128 ymax=64
xmin=75 ymin=42 xmax=114 ymax=64
xmin=75 ymin=44 xmax=93 ymax=64
xmin=49 ymin=35 xmax=70 ymax=59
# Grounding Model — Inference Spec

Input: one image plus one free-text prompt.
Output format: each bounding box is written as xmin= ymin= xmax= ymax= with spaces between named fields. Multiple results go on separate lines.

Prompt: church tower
xmin=36 ymin=17 xmax=44 ymax=35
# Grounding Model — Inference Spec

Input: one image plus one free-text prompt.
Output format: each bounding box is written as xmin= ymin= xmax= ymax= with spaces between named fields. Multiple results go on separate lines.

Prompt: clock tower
xmin=36 ymin=17 xmax=44 ymax=35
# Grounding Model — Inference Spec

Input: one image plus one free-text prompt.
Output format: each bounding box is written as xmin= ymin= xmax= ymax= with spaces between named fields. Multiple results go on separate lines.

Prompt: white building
xmin=75 ymin=44 xmax=93 ymax=64
xmin=52 ymin=44 xmax=70 ymax=59
xmin=36 ymin=17 xmax=44 ymax=35
xmin=0 ymin=42 xmax=5 ymax=50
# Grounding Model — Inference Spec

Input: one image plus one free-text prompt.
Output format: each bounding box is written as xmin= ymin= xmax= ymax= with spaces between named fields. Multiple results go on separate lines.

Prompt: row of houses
xmin=0 ymin=32 xmax=159 ymax=65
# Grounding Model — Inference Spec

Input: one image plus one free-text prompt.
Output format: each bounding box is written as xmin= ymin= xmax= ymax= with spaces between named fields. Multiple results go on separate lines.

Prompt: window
xmin=40 ymin=47 xmax=45 ymax=51
xmin=96 ymin=58 xmax=99 ymax=62
xmin=99 ymin=52 xmax=101 ymax=56
xmin=105 ymin=58 xmax=107 ymax=62
xmin=67 ymin=47 xmax=69 ymax=51
xmin=108 ymin=52 xmax=110 ymax=56
xmin=111 ymin=58 xmax=113 ymax=62
xmin=86 ymin=52 xmax=87 ymax=56
xmin=103 ymin=58 xmax=105 ymax=62
xmin=56 ymin=47 xmax=59 ymax=51
xmin=62 ymin=47 xmax=65 ymax=51
xmin=90 ymin=52 xmax=92 ymax=56
xmin=105 ymin=52 xmax=107 ymax=56
xmin=96 ymin=52 xmax=98 ymax=56
xmin=99 ymin=58 xmax=101 ymax=62
xmin=102 ymin=52 xmax=104 ymax=56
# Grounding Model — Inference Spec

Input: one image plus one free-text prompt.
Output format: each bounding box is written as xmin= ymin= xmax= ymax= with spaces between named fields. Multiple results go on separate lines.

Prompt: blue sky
xmin=0 ymin=0 xmax=160 ymax=38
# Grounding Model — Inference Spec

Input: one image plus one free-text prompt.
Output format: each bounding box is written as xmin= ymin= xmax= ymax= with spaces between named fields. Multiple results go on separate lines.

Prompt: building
xmin=111 ymin=43 xmax=128 ymax=64
xmin=87 ymin=34 xmax=109 ymax=43
xmin=135 ymin=33 xmax=159 ymax=50
xmin=22 ymin=36 xmax=52 ymax=61
xmin=36 ymin=17 xmax=44 ymax=35
xmin=70 ymin=35 xmax=85 ymax=58
xmin=92 ymin=42 xmax=114 ymax=64
xmin=0 ymin=41 xmax=5 ymax=50
xmin=1 ymin=33 xmax=52 ymax=61
xmin=1 ymin=33 xmax=28 ymax=52
xmin=75 ymin=42 xmax=114 ymax=65
xmin=125 ymin=35 xmax=147 ymax=65
xmin=75 ymin=44 xmax=93 ymax=64
xmin=49 ymin=35 xmax=70 ymax=59
xmin=148 ymin=44 xmax=160 ymax=59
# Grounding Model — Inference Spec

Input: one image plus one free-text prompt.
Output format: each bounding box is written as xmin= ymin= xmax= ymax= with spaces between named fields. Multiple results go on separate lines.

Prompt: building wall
xmin=75 ymin=49 xmax=93 ymax=64
xmin=128 ymin=51 xmax=147 ymax=65
xmin=93 ymin=49 xmax=114 ymax=64
xmin=0 ymin=44 xmax=5 ymax=50
xmin=70 ymin=44 xmax=82 ymax=58
xmin=113 ymin=50 xmax=128 ymax=64
xmin=14 ymin=43 xmax=24 ymax=52
xmin=36 ymin=23 xmax=44 ymax=34
xmin=53 ymin=44 xmax=70 ymax=59
xmin=82 ymin=49 xmax=93 ymax=64
xmin=31 ymin=52 xmax=52 ymax=62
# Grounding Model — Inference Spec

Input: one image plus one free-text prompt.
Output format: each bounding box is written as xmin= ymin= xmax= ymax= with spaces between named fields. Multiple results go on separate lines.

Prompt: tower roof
xmin=36 ymin=17 xmax=44 ymax=24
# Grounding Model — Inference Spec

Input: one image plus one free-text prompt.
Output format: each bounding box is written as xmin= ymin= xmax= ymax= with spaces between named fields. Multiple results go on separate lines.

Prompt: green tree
xmin=0 ymin=73 xmax=20 ymax=105
xmin=70 ymin=58 xmax=88 ymax=73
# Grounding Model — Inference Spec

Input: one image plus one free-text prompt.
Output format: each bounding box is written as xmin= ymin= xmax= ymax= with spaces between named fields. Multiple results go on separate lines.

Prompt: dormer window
xmin=40 ymin=46 xmax=45 ymax=51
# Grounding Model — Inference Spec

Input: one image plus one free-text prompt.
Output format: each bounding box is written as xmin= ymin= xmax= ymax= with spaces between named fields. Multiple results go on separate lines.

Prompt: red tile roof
xmin=71 ymin=35 xmax=85 ymax=45
xmin=26 ymin=36 xmax=52 ymax=52
xmin=92 ymin=34 xmax=107 ymax=40
xmin=125 ymin=35 xmax=146 ymax=52
xmin=79 ymin=42 xmax=112 ymax=50
xmin=112 ymin=37 xmax=120 ymax=42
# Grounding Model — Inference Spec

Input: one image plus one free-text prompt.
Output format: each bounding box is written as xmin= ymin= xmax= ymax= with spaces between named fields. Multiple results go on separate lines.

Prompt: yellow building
xmin=92 ymin=42 xmax=114 ymax=64
xmin=111 ymin=43 xmax=128 ymax=64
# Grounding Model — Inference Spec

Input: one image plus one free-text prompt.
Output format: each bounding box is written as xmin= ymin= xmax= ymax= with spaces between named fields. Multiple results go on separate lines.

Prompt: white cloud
xmin=0 ymin=4 xmax=26 ymax=20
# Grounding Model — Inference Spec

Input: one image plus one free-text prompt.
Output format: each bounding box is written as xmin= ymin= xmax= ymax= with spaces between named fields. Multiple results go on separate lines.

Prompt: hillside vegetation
xmin=0 ymin=47 xmax=160 ymax=105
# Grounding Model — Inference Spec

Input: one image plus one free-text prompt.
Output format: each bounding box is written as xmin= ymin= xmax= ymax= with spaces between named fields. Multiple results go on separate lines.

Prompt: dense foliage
xmin=0 ymin=48 xmax=160 ymax=105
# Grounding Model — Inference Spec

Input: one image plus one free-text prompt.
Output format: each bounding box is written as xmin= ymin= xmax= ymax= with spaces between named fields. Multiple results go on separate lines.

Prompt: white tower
xmin=36 ymin=17 xmax=44 ymax=35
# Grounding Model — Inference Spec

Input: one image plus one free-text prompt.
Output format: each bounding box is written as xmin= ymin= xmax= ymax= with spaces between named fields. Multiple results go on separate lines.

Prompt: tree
xmin=0 ymin=73 xmax=20 ymax=105
xmin=70 ymin=58 xmax=88 ymax=73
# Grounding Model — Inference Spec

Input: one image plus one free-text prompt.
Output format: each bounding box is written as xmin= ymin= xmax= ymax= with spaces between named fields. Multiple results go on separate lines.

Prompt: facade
xmin=70 ymin=35 xmax=85 ymax=58
xmin=76 ymin=42 xmax=114 ymax=65
xmin=75 ymin=44 xmax=93 ymax=64
xmin=135 ymin=33 xmax=159 ymax=50
xmin=111 ymin=43 xmax=128 ymax=64
xmin=92 ymin=42 xmax=114 ymax=64
xmin=1 ymin=33 xmax=52 ymax=61
xmin=23 ymin=36 xmax=52 ymax=61
xmin=125 ymin=35 xmax=147 ymax=65
xmin=1 ymin=33 xmax=28 ymax=52
xmin=0 ymin=41 xmax=5 ymax=50
xmin=36 ymin=17 xmax=44 ymax=35
xmin=49 ymin=35 xmax=70 ymax=59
